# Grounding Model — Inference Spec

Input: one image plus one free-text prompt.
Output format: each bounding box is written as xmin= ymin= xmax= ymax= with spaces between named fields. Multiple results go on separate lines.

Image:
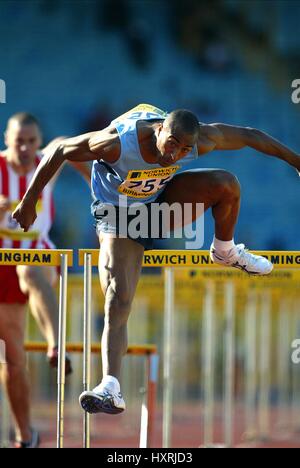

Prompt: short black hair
xmin=164 ymin=109 xmax=199 ymax=138
xmin=7 ymin=112 xmax=41 ymax=130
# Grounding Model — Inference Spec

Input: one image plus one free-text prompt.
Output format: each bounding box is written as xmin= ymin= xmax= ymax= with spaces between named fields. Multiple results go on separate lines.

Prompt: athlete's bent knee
xmin=214 ymin=170 xmax=241 ymax=198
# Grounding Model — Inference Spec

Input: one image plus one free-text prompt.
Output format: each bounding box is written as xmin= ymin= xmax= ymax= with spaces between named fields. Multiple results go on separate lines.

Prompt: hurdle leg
xmin=162 ymin=268 xmax=175 ymax=448
xmin=244 ymin=290 xmax=258 ymax=441
xmin=276 ymin=298 xmax=290 ymax=432
xmin=291 ymin=300 xmax=300 ymax=433
xmin=139 ymin=401 xmax=148 ymax=448
xmin=57 ymin=253 xmax=68 ymax=449
xmin=83 ymin=253 xmax=92 ymax=449
xmin=224 ymin=281 xmax=235 ymax=448
xmin=258 ymin=291 xmax=271 ymax=441
xmin=139 ymin=353 xmax=159 ymax=448
xmin=147 ymin=353 xmax=159 ymax=448
xmin=202 ymin=281 xmax=216 ymax=447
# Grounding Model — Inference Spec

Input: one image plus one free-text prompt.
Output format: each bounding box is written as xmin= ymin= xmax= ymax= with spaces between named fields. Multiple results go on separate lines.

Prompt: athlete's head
xmin=155 ymin=109 xmax=199 ymax=166
xmin=4 ymin=112 xmax=42 ymax=168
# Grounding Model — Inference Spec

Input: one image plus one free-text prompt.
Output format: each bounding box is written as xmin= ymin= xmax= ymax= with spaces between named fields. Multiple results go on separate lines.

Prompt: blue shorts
xmin=91 ymin=168 xmax=209 ymax=250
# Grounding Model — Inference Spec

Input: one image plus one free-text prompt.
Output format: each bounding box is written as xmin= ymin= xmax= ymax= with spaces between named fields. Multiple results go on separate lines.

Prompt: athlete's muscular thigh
xmin=161 ymin=169 xmax=225 ymax=207
xmin=98 ymin=233 xmax=144 ymax=304
xmin=159 ymin=169 xmax=234 ymax=229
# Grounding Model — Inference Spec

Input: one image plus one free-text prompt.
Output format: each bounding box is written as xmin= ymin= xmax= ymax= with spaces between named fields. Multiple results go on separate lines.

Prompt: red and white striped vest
xmin=0 ymin=153 xmax=55 ymax=249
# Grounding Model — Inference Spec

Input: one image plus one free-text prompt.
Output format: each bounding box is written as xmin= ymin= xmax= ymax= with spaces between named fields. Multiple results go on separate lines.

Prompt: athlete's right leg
xmin=80 ymin=233 xmax=144 ymax=414
xmin=98 ymin=233 xmax=145 ymax=379
xmin=0 ymin=303 xmax=32 ymax=444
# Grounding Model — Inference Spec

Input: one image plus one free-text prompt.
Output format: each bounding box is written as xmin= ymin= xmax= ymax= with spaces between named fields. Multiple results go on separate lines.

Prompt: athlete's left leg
xmin=159 ymin=168 xmax=273 ymax=275
xmin=159 ymin=168 xmax=241 ymax=238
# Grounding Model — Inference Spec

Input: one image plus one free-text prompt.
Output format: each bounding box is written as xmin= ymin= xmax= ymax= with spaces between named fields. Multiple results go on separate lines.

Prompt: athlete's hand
xmin=12 ymin=198 xmax=37 ymax=232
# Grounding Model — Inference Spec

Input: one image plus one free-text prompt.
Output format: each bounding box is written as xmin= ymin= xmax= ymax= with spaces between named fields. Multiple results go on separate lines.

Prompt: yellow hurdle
xmin=3 ymin=248 xmax=300 ymax=448
xmin=78 ymin=249 xmax=300 ymax=269
xmin=78 ymin=249 xmax=300 ymax=448
xmin=0 ymin=248 xmax=73 ymax=266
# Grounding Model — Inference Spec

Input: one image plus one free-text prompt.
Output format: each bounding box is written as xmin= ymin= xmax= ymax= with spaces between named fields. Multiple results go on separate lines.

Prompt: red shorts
xmin=0 ymin=266 xmax=28 ymax=304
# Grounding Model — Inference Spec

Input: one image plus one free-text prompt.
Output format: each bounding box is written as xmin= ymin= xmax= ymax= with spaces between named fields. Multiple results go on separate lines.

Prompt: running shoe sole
xmin=79 ymin=391 xmax=125 ymax=415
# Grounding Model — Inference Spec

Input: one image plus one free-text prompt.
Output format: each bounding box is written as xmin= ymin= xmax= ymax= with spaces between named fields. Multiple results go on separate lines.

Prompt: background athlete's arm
xmin=12 ymin=128 xmax=120 ymax=231
xmin=42 ymin=136 xmax=92 ymax=185
xmin=198 ymin=123 xmax=300 ymax=172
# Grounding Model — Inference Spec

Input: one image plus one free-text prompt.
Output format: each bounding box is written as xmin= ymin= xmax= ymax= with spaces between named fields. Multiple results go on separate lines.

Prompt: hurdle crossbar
xmin=24 ymin=341 xmax=158 ymax=448
xmin=24 ymin=342 xmax=157 ymax=355
xmin=0 ymin=249 xmax=73 ymax=266
xmin=78 ymin=249 xmax=300 ymax=269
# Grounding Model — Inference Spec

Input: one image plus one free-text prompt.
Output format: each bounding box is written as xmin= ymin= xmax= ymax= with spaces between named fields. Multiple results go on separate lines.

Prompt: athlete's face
xmin=156 ymin=124 xmax=196 ymax=167
xmin=4 ymin=122 xmax=42 ymax=167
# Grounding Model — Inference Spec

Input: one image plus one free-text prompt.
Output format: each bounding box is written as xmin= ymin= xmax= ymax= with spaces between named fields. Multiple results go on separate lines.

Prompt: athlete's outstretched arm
xmin=12 ymin=128 xmax=120 ymax=231
xmin=198 ymin=123 xmax=300 ymax=172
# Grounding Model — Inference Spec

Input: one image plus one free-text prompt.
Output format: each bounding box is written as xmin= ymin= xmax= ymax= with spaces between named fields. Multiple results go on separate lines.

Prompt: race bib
xmin=118 ymin=166 xmax=179 ymax=198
